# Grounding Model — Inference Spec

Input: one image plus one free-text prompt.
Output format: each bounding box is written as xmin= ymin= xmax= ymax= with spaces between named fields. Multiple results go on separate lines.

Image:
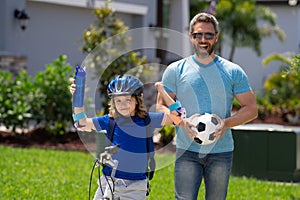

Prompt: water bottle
xmin=72 ymin=66 xmax=86 ymax=107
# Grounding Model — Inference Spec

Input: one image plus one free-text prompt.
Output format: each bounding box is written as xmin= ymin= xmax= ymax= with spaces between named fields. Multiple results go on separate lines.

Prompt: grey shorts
xmin=93 ymin=176 xmax=147 ymax=200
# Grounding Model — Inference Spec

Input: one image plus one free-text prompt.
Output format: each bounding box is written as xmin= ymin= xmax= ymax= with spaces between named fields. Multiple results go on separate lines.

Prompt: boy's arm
xmin=155 ymin=82 xmax=185 ymax=125
xmin=155 ymin=82 xmax=198 ymax=139
xmin=70 ymin=79 xmax=95 ymax=131
xmin=155 ymin=82 xmax=176 ymax=108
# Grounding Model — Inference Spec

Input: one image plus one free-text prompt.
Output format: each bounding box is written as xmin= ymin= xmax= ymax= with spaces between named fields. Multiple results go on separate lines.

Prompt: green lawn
xmin=1 ymin=145 xmax=299 ymax=199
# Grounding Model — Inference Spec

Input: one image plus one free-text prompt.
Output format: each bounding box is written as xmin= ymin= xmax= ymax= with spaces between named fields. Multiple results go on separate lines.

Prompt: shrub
xmin=0 ymin=70 xmax=14 ymax=129
xmin=0 ymin=55 xmax=73 ymax=134
xmin=257 ymin=54 xmax=300 ymax=125
xmin=33 ymin=55 xmax=73 ymax=134
xmin=159 ymin=125 xmax=175 ymax=145
xmin=0 ymin=70 xmax=45 ymax=132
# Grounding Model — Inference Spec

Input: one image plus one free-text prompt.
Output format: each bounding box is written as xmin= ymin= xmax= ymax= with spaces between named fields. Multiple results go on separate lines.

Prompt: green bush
xmin=159 ymin=125 xmax=175 ymax=145
xmin=33 ymin=55 xmax=73 ymax=134
xmin=0 ymin=55 xmax=73 ymax=134
xmin=257 ymin=54 xmax=300 ymax=124
xmin=0 ymin=70 xmax=44 ymax=132
xmin=0 ymin=70 xmax=14 ymax=129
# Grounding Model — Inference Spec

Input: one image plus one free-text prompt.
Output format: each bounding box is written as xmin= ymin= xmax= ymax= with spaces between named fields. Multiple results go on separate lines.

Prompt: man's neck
xmin=195 ymin=53 xmax=216 ymax=65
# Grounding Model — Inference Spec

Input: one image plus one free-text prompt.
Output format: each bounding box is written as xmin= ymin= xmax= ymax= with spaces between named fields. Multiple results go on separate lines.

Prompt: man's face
xmin=189 ymin=22 xmax=218 ymax=59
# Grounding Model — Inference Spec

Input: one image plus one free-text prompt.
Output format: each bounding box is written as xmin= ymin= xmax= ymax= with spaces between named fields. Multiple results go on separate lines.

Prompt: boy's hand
xmin=69 ymin=78 xmax=76 ymax=95
xmin=180 ymin=113 xmax=201 ymax=140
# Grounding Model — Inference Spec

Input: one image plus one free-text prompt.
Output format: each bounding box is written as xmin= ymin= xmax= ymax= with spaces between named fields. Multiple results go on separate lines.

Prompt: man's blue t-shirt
xmin=92 ymin=112 xmax=164 ymax=180
xmin=162 ymin=55 xmax=252 ymax=154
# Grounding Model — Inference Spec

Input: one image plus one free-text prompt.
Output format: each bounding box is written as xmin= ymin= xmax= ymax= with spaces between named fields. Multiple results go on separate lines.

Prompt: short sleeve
xmin=148 ymin=112 xmax=164 ymax=128
xmin=92 ymin=117 xmax=102 ymax=131
xmin=92 ymin=114 xmax=110 ymax=132
xmin=162 ymin=63 xmax=178 ymax=94
xmin=232 ymin=67 xmax=252 ymax=95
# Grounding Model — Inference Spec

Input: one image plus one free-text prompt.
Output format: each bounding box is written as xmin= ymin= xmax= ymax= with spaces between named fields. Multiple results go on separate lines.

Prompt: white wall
xmin=5 ymin=0 xmax=143 ymax=76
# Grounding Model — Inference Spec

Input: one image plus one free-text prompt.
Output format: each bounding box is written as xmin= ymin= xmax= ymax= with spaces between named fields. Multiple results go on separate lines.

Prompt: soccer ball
xmin=190 ymin=113 xmax=219 ymax=145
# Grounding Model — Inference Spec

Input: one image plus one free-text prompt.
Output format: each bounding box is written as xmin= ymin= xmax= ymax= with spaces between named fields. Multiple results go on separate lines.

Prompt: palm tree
xmin=190 ymin=0 xmax=285 ymax=61
xmin=262 ymin=52 xmax=294 ymax=67
xmin=215 ymin=0 xmax=285 ymax=61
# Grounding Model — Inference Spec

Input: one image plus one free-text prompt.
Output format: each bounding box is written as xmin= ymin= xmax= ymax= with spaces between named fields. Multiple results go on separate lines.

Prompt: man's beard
xmin=193 ymin=42 xmax=215 ymax=59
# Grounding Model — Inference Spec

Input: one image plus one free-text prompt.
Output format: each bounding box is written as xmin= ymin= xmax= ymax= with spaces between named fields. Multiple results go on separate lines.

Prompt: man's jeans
xmin=175 ymin=149 xmax=233 ymax=200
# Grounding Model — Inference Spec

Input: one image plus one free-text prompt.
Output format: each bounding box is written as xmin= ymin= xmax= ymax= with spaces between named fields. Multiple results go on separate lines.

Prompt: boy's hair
xmin=189 ymin=12 xmax=219 ymax=34
xmin=109 ymin=95 xmax=148 ymax=118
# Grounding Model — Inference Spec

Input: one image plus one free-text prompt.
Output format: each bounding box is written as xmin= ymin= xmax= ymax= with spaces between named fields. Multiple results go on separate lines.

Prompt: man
xmin=156 ymin=12 xmax=258 ymax=200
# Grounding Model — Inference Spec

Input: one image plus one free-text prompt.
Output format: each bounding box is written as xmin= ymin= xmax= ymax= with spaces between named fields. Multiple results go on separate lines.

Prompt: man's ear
xmin=215 ymin=32 xmax=219 ymax=42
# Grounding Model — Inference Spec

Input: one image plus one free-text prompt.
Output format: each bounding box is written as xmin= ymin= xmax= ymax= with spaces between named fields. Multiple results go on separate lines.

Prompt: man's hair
xmin=109 ymin=96 xmax=148 ymax=118
xmin=189 ymin=12 xmax=219 ymax=33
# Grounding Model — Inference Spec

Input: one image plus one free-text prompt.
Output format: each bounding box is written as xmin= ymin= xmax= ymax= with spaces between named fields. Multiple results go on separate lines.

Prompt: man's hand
xmin=212 ymin=114 xmax=226 ymax=140
xmin=181 ymin=113 xmax=226 ymax=141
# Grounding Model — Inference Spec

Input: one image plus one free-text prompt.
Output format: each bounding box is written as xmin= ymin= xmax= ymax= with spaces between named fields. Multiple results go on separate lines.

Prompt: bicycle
xmin=89 ymin=145 xmax=120 ymax=200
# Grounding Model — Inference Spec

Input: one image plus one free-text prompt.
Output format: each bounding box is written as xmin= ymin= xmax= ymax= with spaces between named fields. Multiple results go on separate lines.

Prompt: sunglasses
xmin=192 ymin=32 xmax=216 ymax=40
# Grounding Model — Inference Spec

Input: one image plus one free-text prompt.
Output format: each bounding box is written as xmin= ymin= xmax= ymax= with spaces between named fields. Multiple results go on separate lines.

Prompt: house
xmin=0 ymin=0 xmax=299 ymax=91
xmin=0 ymin=0 xmax=190 ymax=77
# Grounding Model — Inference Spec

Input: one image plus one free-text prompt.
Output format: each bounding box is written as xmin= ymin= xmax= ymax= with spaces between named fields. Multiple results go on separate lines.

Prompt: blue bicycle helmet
xmin=107 ymin=75 xmax=144 ymax=98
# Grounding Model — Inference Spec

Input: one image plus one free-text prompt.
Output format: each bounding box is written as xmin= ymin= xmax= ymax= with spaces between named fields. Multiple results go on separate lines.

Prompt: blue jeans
xmin=175 ymin=149 xmax=233 ymax=200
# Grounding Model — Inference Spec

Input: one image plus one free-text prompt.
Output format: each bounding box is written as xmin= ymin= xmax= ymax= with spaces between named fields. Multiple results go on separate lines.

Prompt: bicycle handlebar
xmin=96 ymin=144 xmax=120 ymax=168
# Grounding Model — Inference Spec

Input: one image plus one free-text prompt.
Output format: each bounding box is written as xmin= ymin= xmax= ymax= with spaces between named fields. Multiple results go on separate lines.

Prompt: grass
xmin=1 ymin=146 xmax=300 ymax=200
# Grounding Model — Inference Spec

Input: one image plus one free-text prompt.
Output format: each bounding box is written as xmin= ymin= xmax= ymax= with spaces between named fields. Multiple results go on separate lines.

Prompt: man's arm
xmin=214 ymin=90 xmax=257 ymax=140
xmin=225 ymin=90 xmax=258 ymax=128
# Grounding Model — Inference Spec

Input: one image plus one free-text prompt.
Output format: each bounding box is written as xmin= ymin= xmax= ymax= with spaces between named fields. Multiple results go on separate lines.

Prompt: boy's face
xmin=113 ymin=95 xmax=137 ymax=117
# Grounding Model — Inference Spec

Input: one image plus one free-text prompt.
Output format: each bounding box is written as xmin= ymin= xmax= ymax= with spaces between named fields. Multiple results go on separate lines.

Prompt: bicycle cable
xmin=103 ymin=173 xmax=115 ymax=199
xmin=88 ymin=159 xmax=98 ymax=200
xmin=88 ymin=159 xmax=110 ymax=200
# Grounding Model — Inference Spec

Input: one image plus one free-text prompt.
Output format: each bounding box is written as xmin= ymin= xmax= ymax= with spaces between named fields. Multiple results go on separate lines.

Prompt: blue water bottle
xmin=72 ymin=66 xmax=86 ymax=107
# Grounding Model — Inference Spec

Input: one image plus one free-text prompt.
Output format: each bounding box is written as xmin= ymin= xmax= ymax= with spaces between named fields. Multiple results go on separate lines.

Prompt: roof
xmin=27 ymin=0 xmax=148 ymax=15
xmin=256 ymin=0 xmax=299 ymax=6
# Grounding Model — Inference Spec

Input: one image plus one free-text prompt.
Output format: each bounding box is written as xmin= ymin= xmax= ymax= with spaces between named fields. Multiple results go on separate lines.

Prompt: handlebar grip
xmin=72 ymin=66 xmax=86 ymax=107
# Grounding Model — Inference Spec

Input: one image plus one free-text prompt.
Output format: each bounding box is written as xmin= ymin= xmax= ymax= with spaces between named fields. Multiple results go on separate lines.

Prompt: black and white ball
xmin=190 ymin=113 xmax=219 ymax=145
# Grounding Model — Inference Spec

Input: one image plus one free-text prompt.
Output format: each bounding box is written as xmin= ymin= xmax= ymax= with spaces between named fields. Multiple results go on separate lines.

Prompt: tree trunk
xmin=229 ymin=42 xmax=235 ymax=62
